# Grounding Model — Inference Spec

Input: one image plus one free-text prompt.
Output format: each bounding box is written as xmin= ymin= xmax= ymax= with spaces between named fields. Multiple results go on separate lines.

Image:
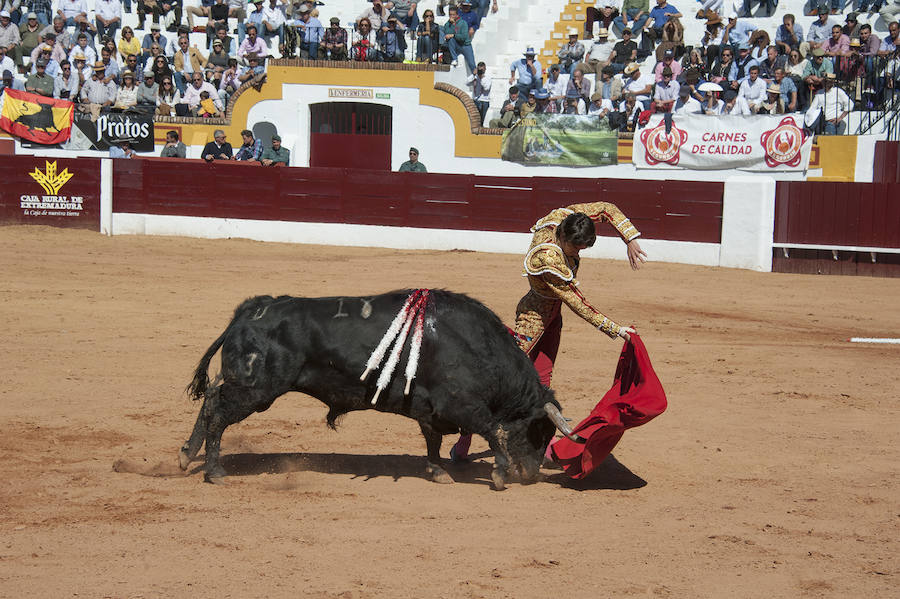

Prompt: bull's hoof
xmin=491 ymin=468 xmax=507 ymax=491
xmin=427 ymin=463 xmax=454 ymax=484
xmin=203 ymin=465 xmax=227 ymax=484
xmin=178 ymin=448 xmax=192 ymax=471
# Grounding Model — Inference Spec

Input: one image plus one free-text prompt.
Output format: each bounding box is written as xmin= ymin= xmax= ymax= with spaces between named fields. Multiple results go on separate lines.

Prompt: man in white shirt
xmin=673 ymin=84 xmax=702 ymax=114
xmin=94 ymin=0 xmax=121 ymax=40
xmin=738 ymin=64 xmax=767 ymax=112
xmin=68 ymin=31 xmax=96 ymax=65
xmin=57 ymin=0 xmax=88 ymax=29
xmin=623 ymin=61 xmax=654 ymax=109
xmin=545 ymin=64 xmax=567 ymax=111
xmin=261 ymin=0 xmax=285 ymax=52
xmin=805 ymin=72 xmax=850 ymax=135
xmin=587 ymin=91 xmax=614 ymax=116
xmin=0 ymin=44 xmax=14 ymax=75
xmin=466 ymin=60 xmax=491 ymax=125
xmin=181 ymin=70 xmax=223 ymax=110
xmin=721 ymin=89 xmax=751 ymax=114
xmin=581 ymin=27 xmax=615 ymax=76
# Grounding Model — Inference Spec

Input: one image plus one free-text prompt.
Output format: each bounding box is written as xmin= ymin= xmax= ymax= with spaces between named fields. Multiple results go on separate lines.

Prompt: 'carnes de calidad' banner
xmin=633 ymin=114 xmax=813 ymax=171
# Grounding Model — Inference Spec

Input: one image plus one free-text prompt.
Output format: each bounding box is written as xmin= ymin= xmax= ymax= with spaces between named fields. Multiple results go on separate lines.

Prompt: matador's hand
xmin=619 ymin=326 xmax=635 ymax=343
xmin=627 ymin=239 xmax=647 ymax=270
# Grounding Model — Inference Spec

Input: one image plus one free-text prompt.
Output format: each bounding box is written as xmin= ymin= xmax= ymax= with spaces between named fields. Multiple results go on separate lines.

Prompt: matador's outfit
xmin=514 ymin=201 xmax=641 ymax=387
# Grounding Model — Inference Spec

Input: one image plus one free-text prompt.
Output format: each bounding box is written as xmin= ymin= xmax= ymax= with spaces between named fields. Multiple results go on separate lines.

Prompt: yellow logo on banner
xmin=29 ymin=161 xmax=74 ymax=195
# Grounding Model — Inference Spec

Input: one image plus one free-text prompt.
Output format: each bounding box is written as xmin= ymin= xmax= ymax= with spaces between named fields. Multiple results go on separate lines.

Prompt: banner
xmin=67 ymin=112 xmax=155 ymax=152
xmin=0 ymin=89 xmax=74 ymax=145
xmin=501 ymin=114 xmax=618 ymax=166
xmin=633 ymin=114 xmax=813 ymax=171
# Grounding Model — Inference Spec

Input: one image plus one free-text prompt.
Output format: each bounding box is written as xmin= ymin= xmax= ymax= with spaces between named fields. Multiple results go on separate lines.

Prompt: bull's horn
xmin=544 ymin=403 xmax=585 ymax=443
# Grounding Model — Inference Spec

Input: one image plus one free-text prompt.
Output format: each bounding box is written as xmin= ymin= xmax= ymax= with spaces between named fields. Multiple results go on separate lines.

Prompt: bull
xmin=15 ymin=103 xmax=59 ymax=133
xmin=180 ymin=290 xmax=578 ymax=490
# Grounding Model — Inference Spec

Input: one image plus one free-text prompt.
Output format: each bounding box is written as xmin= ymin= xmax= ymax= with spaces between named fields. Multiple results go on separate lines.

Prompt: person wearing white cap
xmin=509 ymin=45 xmax=542 ymax=96
xmin=557 ymin=27 xmax=584 ymax=75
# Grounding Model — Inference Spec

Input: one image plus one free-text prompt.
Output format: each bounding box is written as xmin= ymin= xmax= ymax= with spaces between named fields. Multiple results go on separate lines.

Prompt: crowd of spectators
xmin=475 ymin=0 xmax=899 ymax=136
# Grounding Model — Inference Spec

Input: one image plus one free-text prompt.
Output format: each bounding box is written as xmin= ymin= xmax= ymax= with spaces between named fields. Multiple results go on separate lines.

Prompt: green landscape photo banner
xmin=500 ymin=114 xmax=618 ymax=167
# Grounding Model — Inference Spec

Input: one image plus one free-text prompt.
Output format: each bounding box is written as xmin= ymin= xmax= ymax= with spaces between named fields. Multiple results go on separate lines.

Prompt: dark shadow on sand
xmin=545 ymin=454 xmax=648 ymax=491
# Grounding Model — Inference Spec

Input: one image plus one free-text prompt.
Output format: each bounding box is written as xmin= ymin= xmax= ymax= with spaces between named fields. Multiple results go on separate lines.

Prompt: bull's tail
xmin=186 ymin=329 xmax=228 ymax=401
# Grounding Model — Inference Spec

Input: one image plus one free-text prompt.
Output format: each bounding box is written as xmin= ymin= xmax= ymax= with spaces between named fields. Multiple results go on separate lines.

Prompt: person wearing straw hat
xmin=623 ymin=61 xmax=654 ymax=108
xmin=109 ymin=138 xmax=136 ymax=159
xmin=509 ymin=45 xmax=542 ymax=96
xmin=581 ymin=27 xmax=615 ymax=76
xmin=557 ymin=27 xmax=584 ymax=75
xmin=805 ymin=71 xmax=849 ymax=134
xmin=757 ymin=82 xmax=785 ymax=114
xmin=78 ymin=60 xmax=116 ymax=110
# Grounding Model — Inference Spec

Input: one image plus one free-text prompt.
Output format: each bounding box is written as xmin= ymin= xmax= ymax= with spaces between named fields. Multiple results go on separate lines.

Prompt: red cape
xmin=550 ymin=333 xmax=667 ymax=479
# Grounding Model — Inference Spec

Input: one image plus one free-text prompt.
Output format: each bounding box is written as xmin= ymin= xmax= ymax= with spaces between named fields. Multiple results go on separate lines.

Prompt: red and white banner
xmin=633 ymin=114 xmax=813 ymax=172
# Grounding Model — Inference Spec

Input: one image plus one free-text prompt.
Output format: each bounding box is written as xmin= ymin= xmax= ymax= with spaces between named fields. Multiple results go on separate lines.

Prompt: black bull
xmin=15 ymin=103 xmax=59 ymax=133
xmin=181 ymin=290 xmax=575 ymax=490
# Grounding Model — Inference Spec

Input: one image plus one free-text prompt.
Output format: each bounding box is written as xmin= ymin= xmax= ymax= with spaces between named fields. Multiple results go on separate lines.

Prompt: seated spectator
xmin=156 ymin=74 xmax=180 ymax=114
xmin=377 ymin=15 xmax=406 ymax=62
xmin=389 ymin=0 xmax=420 ymax=32
xmin=488 ymin=85 xmax=523 ymax=128
xmin=557 ymin=28 xmax=584 ymax=75
xmin=153 ymin=0 xmax=182 ymax=33
xmin=79 ymin=61 xmax=116 ymax=111
xmin=730 ymin=42 xmax=758 ymax=87
xmin=208 ymin=25 xmax=236 ymax=57
xmin=466 ymin=60 xmax=491 ymax=125
xmin=673 ymin=83 xmax=703 ymax=113
xmin=323 ymin=17 xmax=347 ymax=60
xmin=94 ymin=0 xmax=120 ymax=43
xmin=580 ymin=27 xmax=614 ymax=76
xmin=566 ymin=67 xmax=591 ymax=104
xmin=141 ymin=24 xmax=168 ymax=70
xmin=533 ymin=86 xmax=557 ymax=113
xmin=681 ymin=67 xmax=707 ymax=103
xmin=757 ymin=83 xmax=785 ymax=113
xmin=623 ymin=61 xmax=654 ymax=108
xmin=185 ymin=0 xmax=215 ymax=31
xmin=700 ymin=16 xmax=725 ymax=65
xmin=181 ymin=70 xmax=222 ymax=115
xmin=238 ymin=51 xmax=265 ymax=87
xmin=218 ymin=56 xmax=240 ymax=103
xmin=880 ymin=21 xmax=899 ymax=56
xmin=358 ymin=0 xmax=388 ymax=29
xmin=71 ymin=52 xmax=90 ymax=84
xmin=151 ymin=53 xmax=172 ymax=82
xmin=805 ymin=72 xmax=850 ymax=134
xmin=458 ymin=0 xmax=479 ymax=39
xmin=243 ymin=0 xmax=264 ymax=42
xmin=109 ymin=138 xmax=135 ymax=159
xmin=160 ymin=130 xmax=186 ymax=158
xmin=652 ymin=65 xmax=679 ymax=110
xmin=545 ymin=64 xmax=566 ymax=109
xmin=642 ymin=0 xmax=682 ymax=54
xmin=587 ymin=90 xmax=614 ymax=117
xmin=807 ymin=0 xmax=841 ymax=17
xmin=749 ymin=29 xmax=769 ymax=61
xmin=775 ymin=14 xmax=804 ymax=55
xmin=14 ymin=14 xmax=40 ymax=67
xmin=595 ymin=65 xmax=624 ymax=101
xmin=738 ymin=64 xmax=766 ymax=111
xmin=509 ymin=46 xmax=541 ymax=96
xmin=774 ymin=67 xmax=798 ymax=111
xmin=261 ymin=0 xmax=285 ymax=54
xmin=681 ymin=48 xmax=706 ymax=78
xmin=112 ymin=69 xmax=139 ymax=110
xmin=806 ymin=8 xmax=834 ymax=51
xmin=30 ymin=43 xmax=59 ymax=76
xmin=1 ymin=68 xmax=24 ymax=93
xmin=721 ymin=88 xmax=751 ymax=113
xmin=261 ymin=133 xmax=289 ymax=165
xmin=699 ymin=81 xmax=725 ymax=113
xmin=415 ymin=9 xmax=439 ymax=62
xmin=759 ymin=45 xmax=786 ymax=80
xmin=655 ymin=15 xmax=683 ymax=61
xmin=41 ymin=31 xmax=69 ymax=64
xmin=722 ymin=12 xmax=755 ymax=51
xmin=586 ymin=0 xmax=618 ymax=39
xmin=709 ymin=44 xmax=734 ymax=84
xmin=53 ymin=58 xmax=79 ymax=98
xmin=202 ymin=129 xmax=232 ymax=161
xmin=859 ymin=24 xmax=879 ymax=59
xmin=238 ymin=24 xmax=268 ymax=63
xmin=803 ymin=47 xmax=833 ymax=96
xmin=124 ymin=54 xmax=144 ymax=84
xmin=741 ymin=0 xmax=774 ymax=18
xmin=613 ymin=0 xmax=649 ymax=39
xmin=351 ymin=18 xmax=376 ymax=61
xmin=204 ymin=0 xmax=230 ymax=49
xmin=135 ymin=69 xmax=157 ymax=111
xmin=654 ymin=47 xmax=682 ymax=80
xmin=822 ymin=24 xmax=849 ymax=60
xmin=206 ymin=37 xmax=231 ymax=78
xmin=842 ymin=12 xmax=860 ymax=39
xmin=173 ymin=35 xmax=205 ymax=93
xmin=57 ymin=0 xmax=89 ymax=30
xmin=609 ymin=27 xmax=637 ymax=73
xmin=234 ymin=128 xmax=262 ymax=160
xmin=118 ymin=26 xmax=140 ymax=62
xmin=442 ymin=6 xmax=475 ymax=70
xmin=24 ymin=56 xmax=52 ymax=95
xmin=519 ymin=87 xmax=538 ymax=116
xmin=615 ymin=91 xmax=641 ymax=131
xmin=98 ymin=44 xmax=120 ymax=84
xmin=562 ymin=87 xmax=585 ymax=113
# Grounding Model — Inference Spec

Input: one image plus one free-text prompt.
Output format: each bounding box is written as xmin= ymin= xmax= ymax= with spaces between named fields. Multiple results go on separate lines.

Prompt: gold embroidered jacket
xmin=514 ymin=201 xmax=640 ymax=354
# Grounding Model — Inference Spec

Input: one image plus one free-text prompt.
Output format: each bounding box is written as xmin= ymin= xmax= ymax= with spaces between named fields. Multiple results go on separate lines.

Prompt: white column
xmin=719 ymin=176 xmax=776 ymax=272
xmin=100 ymin=158 xmax=113 ymax=236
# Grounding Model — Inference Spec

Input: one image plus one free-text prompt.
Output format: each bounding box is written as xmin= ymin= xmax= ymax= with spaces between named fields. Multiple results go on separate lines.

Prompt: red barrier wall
xmin=873 ymin=141 xmax=900 ymax=184
xmin=0 ymin=155 xmax=101 ymax=231
xmin=773 ymin=181 xmax=900 ymax=277
xmin=113 ymin=159 xmax=724 ymax=243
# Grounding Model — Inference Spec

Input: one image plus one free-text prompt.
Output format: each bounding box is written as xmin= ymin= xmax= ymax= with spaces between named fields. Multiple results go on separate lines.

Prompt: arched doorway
xmin=309 ymin=102 xmax=392 ymax=171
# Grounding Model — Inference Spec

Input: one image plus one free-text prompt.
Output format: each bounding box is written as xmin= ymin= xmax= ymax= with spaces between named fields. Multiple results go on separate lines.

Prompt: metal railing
xmin=279 ymin=23 xmax=446 ymax=64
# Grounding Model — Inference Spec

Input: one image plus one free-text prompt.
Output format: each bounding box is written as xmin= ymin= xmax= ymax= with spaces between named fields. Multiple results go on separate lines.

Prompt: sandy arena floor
xmin=1 ymin=226 xmax=898 ymax=598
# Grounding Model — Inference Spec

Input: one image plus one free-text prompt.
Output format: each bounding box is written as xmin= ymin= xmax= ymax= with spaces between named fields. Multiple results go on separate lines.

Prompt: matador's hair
xmin=558 ymin=212 xmax=597 ymax=248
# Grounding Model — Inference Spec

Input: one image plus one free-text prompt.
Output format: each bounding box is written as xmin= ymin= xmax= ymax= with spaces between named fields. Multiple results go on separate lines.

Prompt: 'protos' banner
xmin=633 ymin=114 xmax=813 ymax=172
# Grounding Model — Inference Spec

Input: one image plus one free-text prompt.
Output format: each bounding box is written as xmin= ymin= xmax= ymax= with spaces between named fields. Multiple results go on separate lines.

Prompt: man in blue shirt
xmin=509 ymin=46 xmax=541 ymax=96
xmin=775 ymin=13 xmax=804 ymax=54
xmin=646 ymin=0 xmax=681 ymax=36
xmin=723 ymin=12 xmax=757 ymax=49
xmin=458 ymin=0 xmax=480 ymax=39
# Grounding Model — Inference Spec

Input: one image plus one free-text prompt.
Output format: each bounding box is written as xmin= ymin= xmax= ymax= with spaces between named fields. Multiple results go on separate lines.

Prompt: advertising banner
xmin=68 ymin=113 xmax=155 ymax=152
xmin=0 ymin=89 xmax=74 ymax=145
xmin=0 ymin=156 xmax=101 ymax=230
xmin=632 ymin=114 xmax=813 ymax=171
xmin=501 ymin=114 xmax=618 ymax=166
